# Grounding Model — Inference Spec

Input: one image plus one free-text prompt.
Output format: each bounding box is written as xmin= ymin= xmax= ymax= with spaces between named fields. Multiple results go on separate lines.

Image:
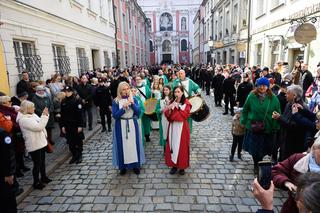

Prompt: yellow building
xmin=0 ymin=40 xmax=10 ymax=95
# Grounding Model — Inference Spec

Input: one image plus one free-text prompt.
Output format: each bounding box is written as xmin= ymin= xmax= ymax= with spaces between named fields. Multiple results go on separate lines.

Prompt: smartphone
xmin=258 ymin=160 xmax=272 ymax=190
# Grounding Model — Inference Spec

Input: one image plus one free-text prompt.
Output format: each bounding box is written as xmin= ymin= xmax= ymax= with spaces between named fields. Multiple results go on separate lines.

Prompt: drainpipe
xmin=246 ymin=0 xmax=252 ymax=64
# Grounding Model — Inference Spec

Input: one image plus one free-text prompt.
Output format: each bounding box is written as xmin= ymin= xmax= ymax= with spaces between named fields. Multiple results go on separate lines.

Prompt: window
xmin=162 ymin=40 xmax=171 ymax=52
xmin=271 ymin=0 xmax=284 ymax=10
xmin=149 ymin=40 xmax=154 ymax=52
xmin=112 ymin=52 xmax=116 ymax=67
xmin=242 ymin=0 xmax=248 ymax=26
xmin=104 ymin=51 xmax=111 ymax=68
xmin=122 ymin=14 xmax=126 ymax=33
xmin=181 ymin=17 xmax=187 ymax=31
xmin=125 ymin=51 xmax=128 ymax=67
xmin=232 ymin=4 xmax=238 ymax=33
xmin=146 ymin=18 xmax=152 ymax=32
xmin=76 ymin=47 xmax=89 ymax=76
xmin=225 ymin=9 xmax=230 ymax=36
xmin=52 ymin=45 xmax=70 ymax=75
xmin=270 ymin=40 xmax=280 ymax=67
xmin=181 ymin=39 xmax=187 ymax=51
xmin=256 ymin=0 xmax=266 ymax=17
xmin=13 ymin=40 xmax=43 ymax=80
xmin=114 ymin=6 xmax=118 ymax=28
xmin=256 ymin=43 xmax=263 ymax=65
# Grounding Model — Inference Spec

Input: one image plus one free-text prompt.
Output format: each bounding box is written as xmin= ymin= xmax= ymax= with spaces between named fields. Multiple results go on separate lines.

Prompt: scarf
xmin=309 ymin=155 xmax=320 ymax=173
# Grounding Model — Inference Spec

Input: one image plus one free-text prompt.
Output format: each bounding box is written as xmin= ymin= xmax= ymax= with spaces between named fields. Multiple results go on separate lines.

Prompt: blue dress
xmin=112 ymin=97 xmax=145 ymax=170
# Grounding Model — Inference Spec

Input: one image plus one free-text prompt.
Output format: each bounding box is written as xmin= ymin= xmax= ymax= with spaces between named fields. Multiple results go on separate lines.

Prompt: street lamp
xmin=208 ymin=38 xmax=214 ymax=66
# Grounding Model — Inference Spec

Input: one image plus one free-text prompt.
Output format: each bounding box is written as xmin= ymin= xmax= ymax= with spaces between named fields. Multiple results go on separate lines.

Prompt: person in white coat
xmin=16 ymin=100 xmax=51 ymax=190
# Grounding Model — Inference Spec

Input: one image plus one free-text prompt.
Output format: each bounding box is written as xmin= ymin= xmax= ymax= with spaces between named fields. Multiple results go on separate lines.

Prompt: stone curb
xmin=16 ymin=125 xmax=101 ymax=204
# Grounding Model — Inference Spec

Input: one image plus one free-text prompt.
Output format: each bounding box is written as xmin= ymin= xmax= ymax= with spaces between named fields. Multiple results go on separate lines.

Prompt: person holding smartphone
xmin=17 ymin=101 xmax=51 ymax=190
xmin=271 ymin=137 xmax=320 ymax=213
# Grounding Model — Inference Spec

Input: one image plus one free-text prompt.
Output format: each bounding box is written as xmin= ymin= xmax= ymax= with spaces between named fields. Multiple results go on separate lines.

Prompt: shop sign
xmin=294 ymin=23 xmax=317 ymax=44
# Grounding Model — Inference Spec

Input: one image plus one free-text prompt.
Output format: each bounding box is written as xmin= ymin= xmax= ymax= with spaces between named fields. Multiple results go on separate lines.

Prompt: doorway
xmin=91 ymin=49 xmax=100 ymax=70
xmin=162 ymin=54 xmax=172 ymax=64
xmin=288 ymin=48 xmax=304 ymax=71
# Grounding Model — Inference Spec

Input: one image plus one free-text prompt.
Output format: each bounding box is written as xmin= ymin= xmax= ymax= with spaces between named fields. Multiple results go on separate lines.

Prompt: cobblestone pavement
xmin=18 ymin=94 xmax=286 ymax=212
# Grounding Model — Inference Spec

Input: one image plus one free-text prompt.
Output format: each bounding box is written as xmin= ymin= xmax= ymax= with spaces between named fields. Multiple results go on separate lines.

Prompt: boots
xmin=76 ymin=153 xmax=83 ymax=164
xmin=69 ymin=154 xmax=77 ymax=164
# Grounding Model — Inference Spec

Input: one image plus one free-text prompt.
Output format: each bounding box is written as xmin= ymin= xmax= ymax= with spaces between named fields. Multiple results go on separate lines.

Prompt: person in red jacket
xmin=272 ymin=136 xmax=320 ymax=213
xmin=164 ymin=85 xmax=191 ymax=175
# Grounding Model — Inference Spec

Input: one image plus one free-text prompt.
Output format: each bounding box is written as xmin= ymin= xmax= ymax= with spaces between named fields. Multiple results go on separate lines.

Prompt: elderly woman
xmin=112 ymin=82 xmax=145 ymax=175
xmin=32 ymin=85 xmax=55 ymax=145
xmin=272 ymin=137 xmax=320 ymax=213
xmin=241 ymin=77 xmax=281 ymax=175
xmin=16 ymin=100 xmax=51 ymax=189
xmin=0 ymin=96 xmax=29 ymax=177
xmin=272 ymin=85 xmax=309 ymax=161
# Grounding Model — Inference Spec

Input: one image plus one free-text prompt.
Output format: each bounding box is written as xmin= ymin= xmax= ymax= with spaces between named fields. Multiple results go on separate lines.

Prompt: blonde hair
xmin=0 ymin=96 xmax=11 ymax=105
xmin=20 ymin=100 xmax=35 ymax=114
xmin=116 ymin=81 xmax=130 ymax=101
xmin=55 ymin=92 xmax=66 ymax=102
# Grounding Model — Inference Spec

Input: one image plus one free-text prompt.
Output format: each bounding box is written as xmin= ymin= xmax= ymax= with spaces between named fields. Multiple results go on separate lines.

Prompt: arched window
xmin=149 ymin=40 xmax=154 ymax=52
xmin=160 ymin=13 xmax=173 ymax=31
xmin=162 ymin=40 xmax=172 ymax=52
xmin=181 ymin=39 xmax=187 ymax=51
xmin=181 ymin=17 xmax=187 ymax=31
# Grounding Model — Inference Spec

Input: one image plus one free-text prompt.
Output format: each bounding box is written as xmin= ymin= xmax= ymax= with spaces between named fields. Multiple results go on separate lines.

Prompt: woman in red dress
xmin=164 ymin=85 xmax=191 ymax=175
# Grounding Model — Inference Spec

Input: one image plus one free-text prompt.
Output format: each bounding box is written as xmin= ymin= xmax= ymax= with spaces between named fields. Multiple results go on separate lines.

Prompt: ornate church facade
xmin=138 ymin=0 xmax=200 ymax=65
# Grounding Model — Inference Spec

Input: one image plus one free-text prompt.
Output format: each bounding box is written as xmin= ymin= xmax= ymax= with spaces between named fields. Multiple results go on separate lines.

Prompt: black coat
xmin=93 ymin=85 xmax=112 ymax=109
xmin=0 ymin=129 xmax=15 ymax=177
xmin=222 ymin=77 xmax=236 ymax=95
xmin=236 ymin=81 xmax=254 ymax=107
xmin=212 ymin=74 xmax=225 ymax=91
xmin=60 ymin=95 xmax=84 ymax=128
xmin=76 ymin=83 xmax=93 ymax=108
xmin=301 ymin=70 xmax=314 ymax=92
xmin=16 ymin=80 xmax=32 ymax=97
xmin=277 ymin=92 xmax=287 ymax=113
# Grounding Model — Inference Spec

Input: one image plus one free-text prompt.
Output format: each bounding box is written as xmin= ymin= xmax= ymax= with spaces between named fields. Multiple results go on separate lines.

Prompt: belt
xmin=121 ymin=117 xmax=134 ymax=139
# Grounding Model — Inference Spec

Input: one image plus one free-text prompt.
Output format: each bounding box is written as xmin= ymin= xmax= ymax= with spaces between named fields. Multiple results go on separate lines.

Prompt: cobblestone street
xmin=18 ymin=95 xmax=286 ymax=212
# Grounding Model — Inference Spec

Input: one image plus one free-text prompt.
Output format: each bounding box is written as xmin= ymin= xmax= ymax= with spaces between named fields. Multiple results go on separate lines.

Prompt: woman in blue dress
xmin=112 ymin=82 xmax=145 ymax=175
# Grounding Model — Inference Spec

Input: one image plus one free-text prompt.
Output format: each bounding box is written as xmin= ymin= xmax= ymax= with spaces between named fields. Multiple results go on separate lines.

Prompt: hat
xmin=17 ymin=91 xmax=28 ymax=98
xmin=256 ymin=77 xmax=270 ymax=88
xmin=35 ymin=85 xmax=46 ymax=92
xmin=62 ymin=86 xmax=73 ymax=92
xmin=280 ymin=80 xmax=291 ymax=88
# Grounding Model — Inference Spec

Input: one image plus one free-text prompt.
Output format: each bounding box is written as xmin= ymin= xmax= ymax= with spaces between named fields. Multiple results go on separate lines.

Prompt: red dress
xmin=164 ymin=99 xmax=191 ymax=169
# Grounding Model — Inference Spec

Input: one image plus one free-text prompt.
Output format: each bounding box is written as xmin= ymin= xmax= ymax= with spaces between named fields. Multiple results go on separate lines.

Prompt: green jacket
xmin=171 ymin=78 xmax=201 ymax=97
xmin=240 ymin=92 xmax=280 ymax=133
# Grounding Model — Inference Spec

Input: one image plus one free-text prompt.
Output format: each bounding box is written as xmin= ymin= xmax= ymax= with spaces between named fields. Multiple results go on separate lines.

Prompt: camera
xmin=258 ymin=160 xmax=272 ymax=190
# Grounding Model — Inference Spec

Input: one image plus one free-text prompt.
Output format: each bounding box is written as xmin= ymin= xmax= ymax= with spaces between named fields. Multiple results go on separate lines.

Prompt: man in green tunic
xmin=172 ymin=69 xmax=201 ymax=132
xmin=135 ymin=75 xmax=152 ymax=142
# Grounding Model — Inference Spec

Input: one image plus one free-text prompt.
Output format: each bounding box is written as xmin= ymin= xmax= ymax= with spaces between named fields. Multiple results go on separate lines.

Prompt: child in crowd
xmin=230 ymin=108 xmax=245 ymax=162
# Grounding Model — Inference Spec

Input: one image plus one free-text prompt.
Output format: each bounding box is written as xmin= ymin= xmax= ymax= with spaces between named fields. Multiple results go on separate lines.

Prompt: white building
xmin=137 ymin=0 xmax=201 ymax=65
xmin=250 ymin=0 xmax=320 ymax=72
xmin=211 ymin=0 xmax=249 ymax=66
xmin=0 ymin=0 xmax=116 ymax=94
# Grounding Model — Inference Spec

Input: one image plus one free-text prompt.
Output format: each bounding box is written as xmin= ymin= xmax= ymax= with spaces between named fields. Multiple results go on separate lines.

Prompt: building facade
xmin=0 ymin=0 xmax=116 ymax=95
xmin=192 ymin=9 xmax=201 ymax=65
xmin=113 ymin=0 xmax=150 ymax=68
xmin=137 ymin=0 xmax=201 ymax=65
xmin=211 ymin=0 xmax=249 ymax=66
xmin=250 ymin=0 xmax=320 ymax=72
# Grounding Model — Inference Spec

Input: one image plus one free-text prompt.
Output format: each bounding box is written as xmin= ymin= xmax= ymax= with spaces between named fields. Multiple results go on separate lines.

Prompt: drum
xmin=144 ymin=98 xmax=158 ymax=121
xmin=188 ymin=96 xmax=210 ymax=122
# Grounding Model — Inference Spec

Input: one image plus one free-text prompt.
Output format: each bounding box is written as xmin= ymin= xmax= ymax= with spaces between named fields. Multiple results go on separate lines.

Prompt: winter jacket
xmin=222 ymin=77 xmax=236 ymax=95
xmin=272 ymin=153 xmax=306 ymax=213
xmin=32 ymin=94 xmax=55 ymax=128
xmin=236 ymin=81 xmax=254 ymax=107
xmin=240 ymin=92 xmax=281 ymax=133
xmin=16 ymin=112 xmax=48 ymax=152
xmin=76 ymin=83 xmax=93 ymax=108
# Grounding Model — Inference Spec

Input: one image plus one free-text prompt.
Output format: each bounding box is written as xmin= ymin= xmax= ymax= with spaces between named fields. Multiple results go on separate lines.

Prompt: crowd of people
xmin=1 ymin=60 xmax=320 ymax=213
